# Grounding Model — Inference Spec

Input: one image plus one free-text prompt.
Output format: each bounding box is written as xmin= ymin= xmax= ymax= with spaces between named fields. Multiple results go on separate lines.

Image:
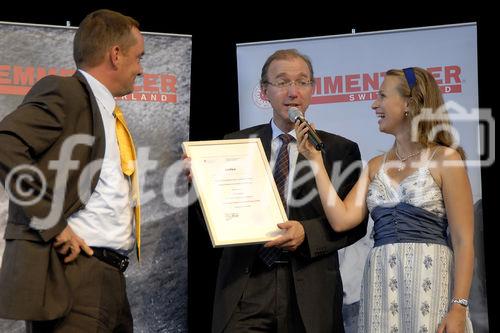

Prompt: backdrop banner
xmin=0 ymin=21 xmax=191 ymax=332
xmin=237 ymin=23 xmax=489 ymax=332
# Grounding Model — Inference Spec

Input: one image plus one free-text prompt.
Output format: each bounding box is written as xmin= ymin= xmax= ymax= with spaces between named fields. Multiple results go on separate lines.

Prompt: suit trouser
xmin=26 ymin=254 xmax=132 ymax=333
xmin=223 ymin=259 xmax=306 ymax=333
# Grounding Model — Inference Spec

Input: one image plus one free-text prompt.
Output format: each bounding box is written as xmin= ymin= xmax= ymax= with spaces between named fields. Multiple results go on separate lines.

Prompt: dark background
xmin=1 ymin=3 xmax=496 ymax=332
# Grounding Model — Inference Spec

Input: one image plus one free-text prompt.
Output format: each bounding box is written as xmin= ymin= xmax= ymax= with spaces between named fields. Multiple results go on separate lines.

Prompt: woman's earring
xmin=404 ymin=111 xmax=409 ymax=117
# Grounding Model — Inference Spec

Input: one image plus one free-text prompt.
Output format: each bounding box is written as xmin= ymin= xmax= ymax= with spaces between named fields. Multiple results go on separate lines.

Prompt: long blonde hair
xmin=386 ymin=67 xmax=465 ymax=159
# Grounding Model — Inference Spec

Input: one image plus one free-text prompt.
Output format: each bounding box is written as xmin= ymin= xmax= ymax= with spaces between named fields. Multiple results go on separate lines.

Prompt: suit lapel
xmin=291 ymin=137 xmax=330 ymax=200
xmin=255 ymin=123 xmax=273 ymax=162
xmin=291 ymin=152 xmax=314 ymax=199
xmin=249 ymin=124 xmax=272 ymax=253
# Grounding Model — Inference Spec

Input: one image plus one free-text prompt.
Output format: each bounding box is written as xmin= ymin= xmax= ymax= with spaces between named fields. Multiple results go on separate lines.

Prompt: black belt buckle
xmin=273 ymin=250 xmax=290 ymax=264
xmin=91 ymin=247 xmax=129 ymax=273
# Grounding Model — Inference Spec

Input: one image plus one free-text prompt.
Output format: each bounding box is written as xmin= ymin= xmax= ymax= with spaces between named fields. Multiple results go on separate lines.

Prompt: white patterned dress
xmin=358 ymin=153 xmax=473 ymax=333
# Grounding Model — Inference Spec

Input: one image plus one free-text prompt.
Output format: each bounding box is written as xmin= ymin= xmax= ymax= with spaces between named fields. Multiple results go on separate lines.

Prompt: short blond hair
xmin=73 ymin=9 xmax=139 ymax=68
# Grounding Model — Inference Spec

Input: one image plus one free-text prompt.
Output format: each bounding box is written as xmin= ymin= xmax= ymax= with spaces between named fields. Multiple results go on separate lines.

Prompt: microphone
xmin=288 ymin=107 xmax=324 ymax=151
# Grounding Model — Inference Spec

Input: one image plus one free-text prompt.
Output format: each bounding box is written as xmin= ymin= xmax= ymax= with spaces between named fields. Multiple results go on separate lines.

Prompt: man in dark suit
xmin=211 ymin=49 xmax=367 ymax=332
xmin=0 ymin=9 xmax=143 ymax=332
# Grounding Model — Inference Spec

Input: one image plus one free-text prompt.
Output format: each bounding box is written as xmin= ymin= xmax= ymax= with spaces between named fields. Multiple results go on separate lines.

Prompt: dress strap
xmin=429 ymin=146 xmax=441 ymax=160
xmin=426 ymin=146 xmax=441 ymax=167
xmin=379 ymin=152 xmax=389 ymax=173
xmin=382 ymin=151 xmax=389 ymax=164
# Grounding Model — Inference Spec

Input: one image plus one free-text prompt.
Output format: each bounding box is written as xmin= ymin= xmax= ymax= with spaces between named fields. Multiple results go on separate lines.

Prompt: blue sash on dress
xmin=371 ymin=202 xmax=449 ymax=247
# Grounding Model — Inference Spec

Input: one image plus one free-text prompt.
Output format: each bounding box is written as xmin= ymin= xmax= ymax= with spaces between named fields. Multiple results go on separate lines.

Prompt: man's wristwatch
xmin=451 ymin=298 xmax=469 ymax=307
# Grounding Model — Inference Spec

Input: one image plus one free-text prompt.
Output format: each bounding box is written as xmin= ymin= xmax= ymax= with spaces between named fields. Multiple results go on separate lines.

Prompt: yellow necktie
xmin=114 ymin=105 xmax=141 ymax=260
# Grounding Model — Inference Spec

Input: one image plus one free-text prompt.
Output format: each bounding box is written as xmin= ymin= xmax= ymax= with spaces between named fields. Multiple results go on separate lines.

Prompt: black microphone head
xmin=288 ymin=107 xmax=303 ymax=122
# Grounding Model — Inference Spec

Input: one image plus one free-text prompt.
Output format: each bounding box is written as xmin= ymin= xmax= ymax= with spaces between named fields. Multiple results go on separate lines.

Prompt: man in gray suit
xmin=210 ymin=49 xmax=367 ymax=333
xmin=0 ymin=9 xmax=143 ymax=332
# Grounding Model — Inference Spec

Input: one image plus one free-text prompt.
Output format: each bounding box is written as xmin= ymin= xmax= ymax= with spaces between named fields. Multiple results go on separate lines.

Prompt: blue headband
xmin=403 ymin=67 xmax=417 ymax=92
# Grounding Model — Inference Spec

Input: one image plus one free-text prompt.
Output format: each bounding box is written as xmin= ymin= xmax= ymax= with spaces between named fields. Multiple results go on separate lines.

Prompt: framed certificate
xmin=183 ymin=138 xmax=287 ymax=247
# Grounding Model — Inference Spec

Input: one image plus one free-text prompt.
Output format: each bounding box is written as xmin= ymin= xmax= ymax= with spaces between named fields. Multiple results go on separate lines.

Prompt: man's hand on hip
xmin=54 ymin=225 xmax=94 ymax=263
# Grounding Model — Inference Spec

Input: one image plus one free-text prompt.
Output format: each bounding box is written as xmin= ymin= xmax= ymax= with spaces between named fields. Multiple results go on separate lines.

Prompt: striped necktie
xmin=114 ymin=105 xmax=141 ymax=260
xmin=258 ymin=133 xmax=293 ymax=268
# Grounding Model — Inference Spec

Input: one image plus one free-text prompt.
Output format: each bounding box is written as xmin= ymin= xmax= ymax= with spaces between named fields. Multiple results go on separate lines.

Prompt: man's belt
xmin=91 ymin=247 xmax=129 ymax=273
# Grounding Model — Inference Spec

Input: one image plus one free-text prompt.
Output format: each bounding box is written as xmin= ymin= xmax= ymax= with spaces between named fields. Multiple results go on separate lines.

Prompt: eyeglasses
xmin=264 ymin=79 xmax=314 ymax=89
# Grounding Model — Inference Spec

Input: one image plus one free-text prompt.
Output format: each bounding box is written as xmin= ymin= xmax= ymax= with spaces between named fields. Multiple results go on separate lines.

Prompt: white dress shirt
xmin=67 ymin=70 xmax=134 ymax=253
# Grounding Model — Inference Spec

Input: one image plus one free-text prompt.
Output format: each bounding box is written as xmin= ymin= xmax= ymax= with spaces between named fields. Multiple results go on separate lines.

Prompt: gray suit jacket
xmin=0 ymin=72 xmax=105 ymax=320
xmin=212 ymin=123 xmax=367 ymax=333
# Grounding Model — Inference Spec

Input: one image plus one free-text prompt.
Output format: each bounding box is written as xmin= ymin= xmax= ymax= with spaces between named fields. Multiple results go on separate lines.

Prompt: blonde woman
xmin=296 ymin=67 xmax=474 ymax=333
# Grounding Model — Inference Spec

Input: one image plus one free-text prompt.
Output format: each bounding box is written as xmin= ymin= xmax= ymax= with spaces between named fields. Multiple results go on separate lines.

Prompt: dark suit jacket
xmin=212 ymin=123 xmax=367 ymax=333
xmin=0 ymin=72 xmax=105 ymax=320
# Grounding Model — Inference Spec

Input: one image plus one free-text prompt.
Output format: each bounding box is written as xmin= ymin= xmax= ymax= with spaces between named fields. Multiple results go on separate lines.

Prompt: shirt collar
xmin=78 ymin=69 xmax=116 ymax=116
xmin=271 ymin=118 xmax=297 ymax=141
